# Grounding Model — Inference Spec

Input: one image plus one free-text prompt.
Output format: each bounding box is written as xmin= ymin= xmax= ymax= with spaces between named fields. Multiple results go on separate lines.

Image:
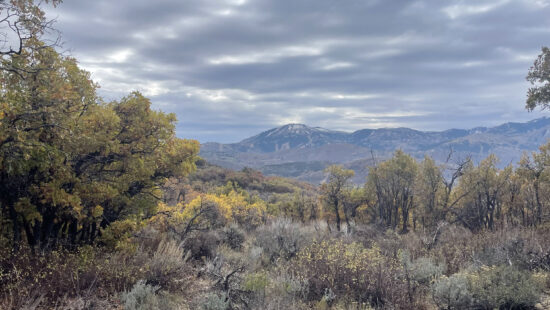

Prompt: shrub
xmin=432 ymin=225 xmax=474 ymax=274
xmin=220 ymin=224 xmax=245 ymax=250
xmin=262 ymin=179 xmax=294 ymax=194
xmin=292 ymin=239 xmax=408 ymax=308
xmin=267 ymin=268 xmax=308 ymax=300
xmin=431 ymin=273 xmax=472 ymax=310
xmin=254 ymin=218 xmax=316 ymax=263
xmin=200 ymin=292 xmax=229 ymax=310
xmin=468 ymin=265 xmax=542 ymax=309
xmin=184 ymin=231 xmax=221 ymax=260
xmin=0 ymin=245 xmax=148 ymax=307
xmin=399 ymin=251 xmax=446 ymax=307
xmin=243 ymin=272 xmax=269 ymax=293
xmin=241 ymin=272 xmax=269 ymax=306
xmin=121 ymin=280 xmax=184 ymax=310
xmin=470 ymin=228 xmax=550 ymax=271
xmin=147 ymin=239 xmax=189 ymax=290
xmin=121 ymin=280 xmax=161 ymax=310
xmin=205 ymin=189 xmax=267 ymax=230
xmin=203 ymin=246 xmax=253 ymax=309
xmin=400 ymin=252 xmax=445 ymax=285
xmin=244 ymin=246 xmax=264 ymax=271
xmin=411 ymin=256 xmax=445 ymax=284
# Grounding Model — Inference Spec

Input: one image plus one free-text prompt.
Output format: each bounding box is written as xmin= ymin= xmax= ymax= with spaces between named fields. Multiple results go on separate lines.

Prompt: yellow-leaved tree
xmin=148 ymin=187 xmax=267 ymax=244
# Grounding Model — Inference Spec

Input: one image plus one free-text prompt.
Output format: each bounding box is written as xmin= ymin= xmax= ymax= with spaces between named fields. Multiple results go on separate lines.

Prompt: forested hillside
xmin=2 ymin=1 xmax=550 ymax=310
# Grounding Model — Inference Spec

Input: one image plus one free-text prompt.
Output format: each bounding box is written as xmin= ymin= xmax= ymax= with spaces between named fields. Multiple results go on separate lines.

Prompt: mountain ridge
xmin=200 ymin=117 xmax=550 ymax=184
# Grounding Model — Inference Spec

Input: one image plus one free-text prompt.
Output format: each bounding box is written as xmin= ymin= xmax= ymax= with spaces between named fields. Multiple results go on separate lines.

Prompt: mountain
xmin=200 ymin=117 xmax=550 ymax=184
xmin=239 ymin=124 xmax=348 ymax=152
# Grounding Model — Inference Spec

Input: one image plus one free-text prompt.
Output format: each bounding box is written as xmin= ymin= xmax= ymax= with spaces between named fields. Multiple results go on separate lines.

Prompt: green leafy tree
xmin=0 ymin=0 xmax=200 ymax=251
xmin=516 ymin=144 xmax=550 ymax=226
xmin=519 ymin=46 xmax=550 ymax=226
xmin=526 ymin=46 xmax=550 ymax=111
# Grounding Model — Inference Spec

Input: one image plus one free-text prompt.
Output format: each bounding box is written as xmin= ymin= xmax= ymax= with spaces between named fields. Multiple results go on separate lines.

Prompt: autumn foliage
xmin=2 ymin=1 xmax=550 ymax=310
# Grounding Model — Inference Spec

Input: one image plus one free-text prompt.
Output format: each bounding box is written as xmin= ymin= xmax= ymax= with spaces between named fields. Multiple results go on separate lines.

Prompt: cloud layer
xmin=50 ymin=0 xmax=550 ymax=142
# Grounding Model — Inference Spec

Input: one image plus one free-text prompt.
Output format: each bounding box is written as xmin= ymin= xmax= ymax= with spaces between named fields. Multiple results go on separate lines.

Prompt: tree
xmin=0 ymin=0 xmax=62 ymax=78
xmin=504 ymin=171 xmax=528 ymax=227
xmin=341 ymin=187 xmax=368 ymax=233
xmin=516 ymin=144 xmax=550 ymax=225
xmin=367 ymin=150 xmax=417 ymax=232
xmin=290 ymin=189 xmax=318 ymax=222
xmin=521 ymin=46 xmax=550 ymax=226
xmin=456 ymin=155 xmax=511 ymax=230
xmin=439 ymin=154 xmax=471 ymax=222
xmin=0 ymin=1 xmax=200 ymax=251
xmin=415 ymin=156 xmax=444 ymax=229
xmin=526 ymin=46 xmax=550 ymax=111
xmin=320 ymin=165 xmax=354 ymax=231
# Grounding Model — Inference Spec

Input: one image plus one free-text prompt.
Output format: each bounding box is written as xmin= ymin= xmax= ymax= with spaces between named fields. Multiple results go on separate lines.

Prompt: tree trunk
xmin=535 ymin=182 xmax=542 ymax=225
xmin=9 ymin=205 xmax=21 ymax=253
xmin=344 ymin=207 xmax=351 ymax=233
xmin=334 ymin=202 xmax=341 ymax=231
xmin=402 ymin=204 xmax=409 ymax=233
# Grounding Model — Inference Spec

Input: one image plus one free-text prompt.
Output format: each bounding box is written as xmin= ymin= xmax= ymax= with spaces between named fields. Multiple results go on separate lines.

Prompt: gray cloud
xmin=48 ymin=0 xmax=550 ymax=142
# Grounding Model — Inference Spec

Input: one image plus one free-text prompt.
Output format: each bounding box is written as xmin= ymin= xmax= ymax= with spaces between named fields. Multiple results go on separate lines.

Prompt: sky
xmin=46 ymin=0 xmax=550 ymax=143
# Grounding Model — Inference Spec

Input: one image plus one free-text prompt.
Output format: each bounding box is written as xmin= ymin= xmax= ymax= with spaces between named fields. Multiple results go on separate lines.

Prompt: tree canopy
xmin=0 ymin=0 xmax=200 ymax=251
xmin=526 ymin=46 xmax=550 ymax=111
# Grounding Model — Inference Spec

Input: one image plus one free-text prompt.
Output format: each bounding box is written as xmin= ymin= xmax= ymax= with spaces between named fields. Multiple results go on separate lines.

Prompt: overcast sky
xmin=48 ymin=0 xmax=550 ymax=143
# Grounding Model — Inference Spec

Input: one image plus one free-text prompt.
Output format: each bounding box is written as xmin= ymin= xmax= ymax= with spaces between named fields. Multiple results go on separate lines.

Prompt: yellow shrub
xmin=150 ymin=189 xmax=267 ymax=233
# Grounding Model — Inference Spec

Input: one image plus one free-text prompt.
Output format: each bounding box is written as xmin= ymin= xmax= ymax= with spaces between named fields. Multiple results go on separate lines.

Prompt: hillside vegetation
xmin=2 ymin=1 xmax=550 ymax=310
